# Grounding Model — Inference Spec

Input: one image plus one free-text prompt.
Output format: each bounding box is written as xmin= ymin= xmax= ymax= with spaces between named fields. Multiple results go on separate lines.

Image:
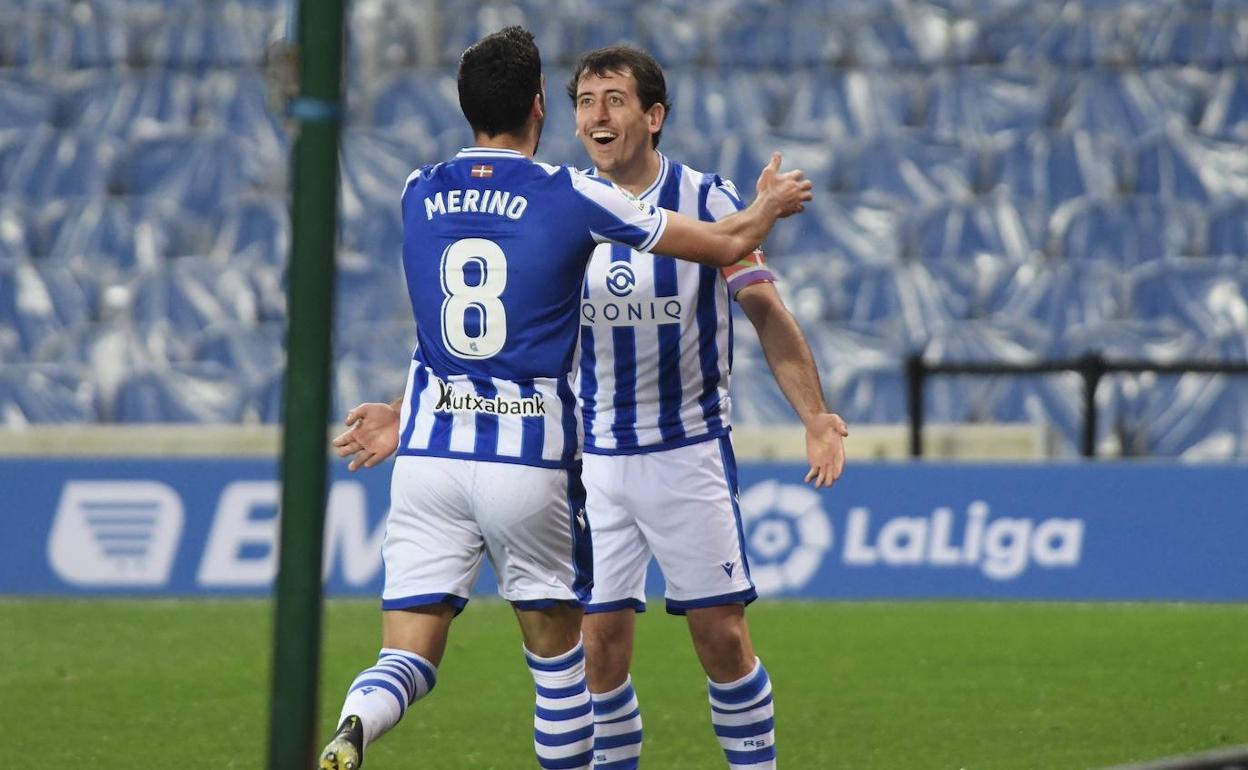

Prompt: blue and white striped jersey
xmin=577 ymin=154 xmax=775 ymax=454
xmin=396 ymin=147 xmax=669 ymax=469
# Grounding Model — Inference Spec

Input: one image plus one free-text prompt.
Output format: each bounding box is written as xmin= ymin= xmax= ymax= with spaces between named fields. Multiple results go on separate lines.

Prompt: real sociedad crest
xmin=738 ymin=479 xmax=834 ymax=596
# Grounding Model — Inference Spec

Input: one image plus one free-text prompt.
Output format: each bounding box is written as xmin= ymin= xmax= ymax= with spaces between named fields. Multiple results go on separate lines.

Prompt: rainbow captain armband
xmin=722 ymin=248 xmax=775 ymax=297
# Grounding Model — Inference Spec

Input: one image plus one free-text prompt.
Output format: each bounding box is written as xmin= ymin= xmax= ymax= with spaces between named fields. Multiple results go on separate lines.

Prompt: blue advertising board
xmin=2 ymin=459 xmax=1245 ymax=601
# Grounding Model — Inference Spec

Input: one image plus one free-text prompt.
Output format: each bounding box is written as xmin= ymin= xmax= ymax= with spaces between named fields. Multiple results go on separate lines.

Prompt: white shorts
xmin=381 ymin=455 xmax=591 ymax=612
xmin=582 ymin=435 xmax=757 ymax=615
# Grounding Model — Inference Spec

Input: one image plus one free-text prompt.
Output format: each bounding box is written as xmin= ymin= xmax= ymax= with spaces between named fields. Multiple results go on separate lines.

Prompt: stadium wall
xmin=3 ymin=456 xmax=1245 ymax=602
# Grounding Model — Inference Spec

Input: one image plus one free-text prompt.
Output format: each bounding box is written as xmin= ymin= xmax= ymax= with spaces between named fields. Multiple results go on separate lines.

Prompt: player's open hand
xmin=756 ymin=152 xmax=813 ymax=218
xmin=803 ymin=412 xmax=849 ymax=489
xmin=332 ymin=402 xmax=401 ymax=471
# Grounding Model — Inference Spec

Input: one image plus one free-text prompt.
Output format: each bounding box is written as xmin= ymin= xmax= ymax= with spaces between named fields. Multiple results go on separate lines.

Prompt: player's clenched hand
xmin=755 ymin=152 xmax=813 ymax=218
xmin=803 ymin=412 xmax=849 ymax=489
xmin=332 ymin=402 xmax=401 ymax=471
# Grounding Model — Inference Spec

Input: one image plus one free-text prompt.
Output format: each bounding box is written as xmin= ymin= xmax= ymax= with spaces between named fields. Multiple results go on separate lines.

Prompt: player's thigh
xmin=634 ymin=438 xmax=755 ymax=607
xmin=472 ymin=460 xmax=591 ymax=605
xmin=582 ymin=453 xmax=651 ymax=609
xmin=383 ymin=456 xmax=486 ymax=610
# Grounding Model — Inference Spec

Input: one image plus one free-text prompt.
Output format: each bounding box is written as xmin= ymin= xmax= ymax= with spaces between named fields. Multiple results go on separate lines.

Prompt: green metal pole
xmin=267 ymin=0 xmax=345 ymax=766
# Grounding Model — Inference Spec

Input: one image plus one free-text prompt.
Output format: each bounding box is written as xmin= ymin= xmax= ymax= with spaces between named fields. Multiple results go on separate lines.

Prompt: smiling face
xmin=574 ymin=68 xmax=665 ymax=181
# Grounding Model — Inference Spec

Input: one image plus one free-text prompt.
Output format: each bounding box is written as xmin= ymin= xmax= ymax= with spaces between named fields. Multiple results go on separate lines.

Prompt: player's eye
xmin=609 ymin=95 xmax=623 ymax=106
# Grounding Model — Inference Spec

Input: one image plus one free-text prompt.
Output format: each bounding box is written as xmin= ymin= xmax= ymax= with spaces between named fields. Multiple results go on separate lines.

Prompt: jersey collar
xmin=456 ymin=147 xmax=526 ymax=159
xmin=589 ymin=152 xmax=670 ymax=203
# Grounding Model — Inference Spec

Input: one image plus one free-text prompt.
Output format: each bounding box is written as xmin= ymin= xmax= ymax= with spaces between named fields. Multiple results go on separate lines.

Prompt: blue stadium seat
xmin=1055 ymin=71 xmax=1171 ymax=137
xmin=41 ymin=2 xmax=130 ymax=69
xmin=987 ymin=259 xmax=1131 ymax=338
xmin=664 ymin=72 xmax=773 ymax=140
xmin=129 ymin=257 xmax=260 ymax=334
xmin=339 ymin=205 xmax=403 ymax=268
xmin=907 ymin=198 xmax=1036 ymax=262
xmin=113 ymin=132 xmax=247 ymax=216
xmin=137 ymin=5 xmax=270 ymax=69
xmin=1200 ymin=70 xmax=1248 ymax=140
xmin=337 ymin=320 xmax=416 ymax=367
xmin=0 ymin=258 xmax=80 ymax=357
xmin=1142 ymin=12 xmax=1238 ymax=66
xmin=1125 ymin=130 xmax=1239 ymax=202
xmin=251 ymin=363 xmax=410 ymax=425
xmin=0 ymin=200 xmax=33 ymax=260
xmin=839 ymin=135 xmax=977 ymax=204
xmin=923 ymin=69 xmax=1052 ymax=140
xmin=0 ymin=364 xmax=96 ymax=423
xmin=0 ymin=75 xmax=55 ymax=130
xmin=334 ymin=252 xmax=411 ymax=333
xmin=211 ymin=197 xmax=289 ymax=267
xmin=779 ymin=258 xmax=960 ymax=350
xmin=919 ymin=319 xmax=1056 ymax=423
xmin=986 ymin=131 xmax=1122 ymax=214
xmin=113 ymin=362 xmax=246 ymax=423
xmin=848 ymin=13 xmax=926 ymax=66
xmin=61 ymin=70 xmax=196 ymax=139
xmin=769 ymin=196 xmax=904 ymax=264
xmin=1125 ymin=366 xmax=1248 ymax=458
xmin=40 ymin=197 xmax=182 ymax=267
xmin=1128 ymin=260 xmax=1248 ymax=339
xmin=1049 ymin=196 xmax=1199 ymax=264
xmin=1206 ymin=200 xmax=1248 ymax=257
xmin=195 ymin=71 xmax=289 ymax=192
xmin=367 ymin=71 xmax=461 ymax=136
xmin=770 ymin=70 xmax=916 ymax=139
xmin=338 ymin=128 xmax=439 ymax=230
xmin=192 ymin=322 xmax=285 ymax=388
xmin=0 ymin=128 xmax=116 ymax=202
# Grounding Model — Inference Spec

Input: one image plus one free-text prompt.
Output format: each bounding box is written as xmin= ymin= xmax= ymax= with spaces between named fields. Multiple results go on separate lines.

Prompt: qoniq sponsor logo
xmin=581 ymin=260 xmax=684 ymax=327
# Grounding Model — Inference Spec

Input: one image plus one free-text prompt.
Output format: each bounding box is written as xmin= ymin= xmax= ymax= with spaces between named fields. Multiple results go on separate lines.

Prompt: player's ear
xmin=532 ymin=90 xmax=545 ymax=122
xmin=646 ymin=102 xmax=665 ymax=139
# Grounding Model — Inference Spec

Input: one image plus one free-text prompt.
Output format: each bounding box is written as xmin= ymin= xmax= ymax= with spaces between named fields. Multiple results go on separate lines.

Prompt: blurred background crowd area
xmin=1 ymin=0 xmax=1246 ymax=458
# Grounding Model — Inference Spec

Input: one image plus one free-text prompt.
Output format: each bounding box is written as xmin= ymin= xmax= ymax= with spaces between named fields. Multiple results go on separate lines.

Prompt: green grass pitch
xmin=2 ymin=599 xmax=1245 ymax=769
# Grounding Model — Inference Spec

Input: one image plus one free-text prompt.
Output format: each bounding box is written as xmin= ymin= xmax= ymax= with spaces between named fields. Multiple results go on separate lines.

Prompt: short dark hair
xmin=458 ymin=26 xmax=542 ymax=138
xmin=566 ymin=45 xmax=672 ymax=148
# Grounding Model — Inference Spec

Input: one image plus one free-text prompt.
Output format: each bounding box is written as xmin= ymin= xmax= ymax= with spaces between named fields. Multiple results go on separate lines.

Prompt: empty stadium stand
xmin=1 ymin=0 xmax=1246 ymax=458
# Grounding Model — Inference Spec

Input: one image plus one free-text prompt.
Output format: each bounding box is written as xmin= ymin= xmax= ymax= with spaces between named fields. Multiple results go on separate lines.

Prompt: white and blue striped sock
xmin=526 ymin=641 xmax=595 ymax=770
xmin=338 ymin=648 xmax=437 ymax=748
xmin=591 ymin=675 xmax=643 ymax=768
xmin=707 ymin=657 xmax=776 ymax=769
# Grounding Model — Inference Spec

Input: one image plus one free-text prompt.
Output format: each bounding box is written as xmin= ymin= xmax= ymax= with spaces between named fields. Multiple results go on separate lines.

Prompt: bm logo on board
xmin=48 ymin=481 xmax=184 ymax=587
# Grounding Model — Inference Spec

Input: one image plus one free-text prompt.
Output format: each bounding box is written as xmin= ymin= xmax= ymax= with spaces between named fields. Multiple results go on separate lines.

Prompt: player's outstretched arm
xmin=737 ymin=282 xmax=848 ymax=488
xmin=654 ymin=152 xmax=812 ymax=268
xmin=331 ymin=399 xmax=402 ymax=471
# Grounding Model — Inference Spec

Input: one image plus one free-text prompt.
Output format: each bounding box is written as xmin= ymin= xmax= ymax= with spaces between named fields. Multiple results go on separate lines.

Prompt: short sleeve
xmin=568 ymin=171 xmax=668 ymax=253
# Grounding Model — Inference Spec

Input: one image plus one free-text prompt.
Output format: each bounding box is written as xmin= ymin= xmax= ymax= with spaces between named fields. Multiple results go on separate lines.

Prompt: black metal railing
xmin=905 ymin=354 xmax=1248 ymax=458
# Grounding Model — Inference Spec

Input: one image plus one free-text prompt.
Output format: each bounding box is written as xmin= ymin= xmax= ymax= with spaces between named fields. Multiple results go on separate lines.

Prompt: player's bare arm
xmin=655 ymin=152 xmax=812 ymax=267
xmin=737 ymin=281 xmax=848 ymax=488
xmin=331 ymin=398 xmax=402 ymax=471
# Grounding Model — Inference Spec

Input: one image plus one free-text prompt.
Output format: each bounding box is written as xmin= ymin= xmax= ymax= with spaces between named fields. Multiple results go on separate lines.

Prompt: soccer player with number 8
xmin=319 ymin=26 xmax=812 ymax=770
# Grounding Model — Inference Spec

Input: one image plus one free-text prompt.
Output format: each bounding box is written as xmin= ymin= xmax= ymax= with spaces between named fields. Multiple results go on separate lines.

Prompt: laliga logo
xmin=738 ymin=480 xmax=833 ymax=596
xmin=605 ymin=261 xmax=636 ymax=297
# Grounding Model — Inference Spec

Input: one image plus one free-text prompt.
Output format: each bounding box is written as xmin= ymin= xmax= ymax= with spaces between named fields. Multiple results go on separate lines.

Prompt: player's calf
xmin=707 ymin=658 xmax=776 ymax=770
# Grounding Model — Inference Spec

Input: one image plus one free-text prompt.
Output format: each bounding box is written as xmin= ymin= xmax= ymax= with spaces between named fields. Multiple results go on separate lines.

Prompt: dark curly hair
xmin=566 ymin=45 xmax=672 ymax=148
xmin=458 ymin=26 xmax=542 ymax=138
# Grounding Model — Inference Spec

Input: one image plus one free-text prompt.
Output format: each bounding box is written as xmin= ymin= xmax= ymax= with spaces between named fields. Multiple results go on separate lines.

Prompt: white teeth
xmin=590 ymin=130 xmax=617 ymax=140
